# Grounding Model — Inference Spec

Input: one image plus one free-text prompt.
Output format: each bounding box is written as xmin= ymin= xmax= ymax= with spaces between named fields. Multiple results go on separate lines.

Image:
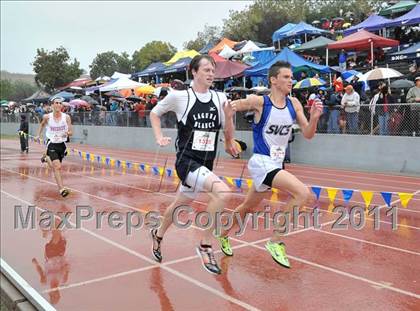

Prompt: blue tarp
xmin=244 ymin=47 xmax=330 ymax=77
xmin=273 ymin=22 xmax=329 ymax=42
xmin=162 ymin=57 xmax=192 ymax=74
xmin=133 ymin=62 xmax=167 ymax=77
xmin=343 ymin=14 xmax=392 ymax=36
xmin=389 ymin=42 xmax=420 ymax=61
xmin=272 ymin=23 xmax=296 ymax=42
xmin=387 ymin=4 xmax=420 ymax=27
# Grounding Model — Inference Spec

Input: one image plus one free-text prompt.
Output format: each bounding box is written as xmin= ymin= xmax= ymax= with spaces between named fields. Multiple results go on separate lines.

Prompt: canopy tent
xmin=388 ymin=42 xmax=420 ymax=61
xmin=162 ymin=57 xmax=192 ymax=74
xmin=165 ymin=50 xmax=199 ymax=65
xmin=111 ymin=72 xmax=131 ymax=79
xmin=248 ymin=50 xmax=276 ymax=67
xmin=385 ymin=4 xmax=420 ymax=27
xmin=219 ymin=45 xmax=238 ymax=59
xmin=209 ymin=38 xmax=238 ymax=54
xmin=293 ymin=36 xmax=335 ymax=52
xmin=214 ymin=60 xmax=249 ymax=80
xmin=132 ymin=62 xmax=167 ymax=77
xmin=244 ymin=47 xmax=330 ymax=77
xmin=209 ymin=52 xmax=226 ymax=62
xmin=273 ymin=22 xmax=329 ymax=42
xmin=23 ymin=90 xmax=51 ymax=103
xmin=99 ymin=77 xmax=145 ymax=92
xmin=60 ymin=77 xmax=92 ymax=89
xmin=237 ymin=41 xmax=263 ymax=53
xmin=327 ymin=30 xmax=399 ymax=50
xmin=343 ymin=14 xmax=392 ymax=36
xmin=272 ymin=23 xmax=297 ymax=42
xmin=379 ymin=0 xmax=417 ymax=16
xmin=233 ymin=40 xmax=267 ymax=51
xmin=199 ymin=42 xmax=215 ymax=54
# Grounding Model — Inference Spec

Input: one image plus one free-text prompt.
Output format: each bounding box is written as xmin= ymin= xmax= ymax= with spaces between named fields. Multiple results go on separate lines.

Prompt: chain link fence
xmin=1 ymin=103 xmax=420 ymax=136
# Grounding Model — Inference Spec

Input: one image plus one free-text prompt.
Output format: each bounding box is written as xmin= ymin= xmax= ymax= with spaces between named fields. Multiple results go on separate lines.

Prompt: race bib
xmin=192 ymin=131 xmax=215 ymax=152
xmin=51 ymin=133 xmax=67 ymax=144
xmin=270 ymin=145 xmax=286 ymax=163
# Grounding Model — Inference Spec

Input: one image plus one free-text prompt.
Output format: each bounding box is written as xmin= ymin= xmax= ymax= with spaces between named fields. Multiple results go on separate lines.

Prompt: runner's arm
xmin=291 ymin=97 xmax=322 ymax=139
xmin=35 ymin=114 xmax=49 ymax=139
xmin=66 ymin=114 xmax=73 ymax=137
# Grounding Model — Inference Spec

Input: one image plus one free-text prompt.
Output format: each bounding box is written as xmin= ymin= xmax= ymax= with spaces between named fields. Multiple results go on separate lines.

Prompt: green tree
xmin=89 ymin=51 xmax=133 ymax=79
xmin=32 ymin=46 xmax=83 ymax=93
xmin=132 ymin=41 xmax=177 ymax=72
xmin=183 ymin=25 xmax=222 ymax=51
xmin=222 ymin=0 xmax=384 ymax=44
xmin=0 ymin=79 xmax=13 ymax=100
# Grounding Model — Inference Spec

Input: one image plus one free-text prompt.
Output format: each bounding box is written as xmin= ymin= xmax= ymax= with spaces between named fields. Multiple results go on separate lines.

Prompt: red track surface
xmin=1 ymin=139 xmax=419 ymax=310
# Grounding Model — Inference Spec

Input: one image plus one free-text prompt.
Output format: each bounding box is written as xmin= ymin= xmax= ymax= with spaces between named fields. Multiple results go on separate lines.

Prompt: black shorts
xmin=46 ymin=142 xmax=67 ymax=162
xmin=175 ymin=153 xmax=214 ymax=187
xmin=262 ymin=168 xmax=282 ymax=188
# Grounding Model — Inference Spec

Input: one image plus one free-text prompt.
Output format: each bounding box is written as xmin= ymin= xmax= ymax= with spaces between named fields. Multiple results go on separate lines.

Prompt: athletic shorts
xmin=248 ymin=153 xmax=283 ymax=192
xmin=175 ymin=154 xmax=215 ymax=199
xmin=46 ymin=141 xmax=67 ymax=163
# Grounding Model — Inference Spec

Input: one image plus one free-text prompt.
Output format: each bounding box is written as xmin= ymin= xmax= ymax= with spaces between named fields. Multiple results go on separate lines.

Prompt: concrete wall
xmin=2 ymin=122 xmax=419 ymax=175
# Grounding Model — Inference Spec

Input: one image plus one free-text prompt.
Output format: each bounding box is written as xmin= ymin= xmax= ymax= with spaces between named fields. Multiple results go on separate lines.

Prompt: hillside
xmin=0 ymin=70 xmax=36 ymax=85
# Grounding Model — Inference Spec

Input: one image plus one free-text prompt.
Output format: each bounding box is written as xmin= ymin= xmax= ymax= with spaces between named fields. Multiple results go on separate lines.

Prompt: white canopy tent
xmin=219 ymin=45 xmax=237 ymax=59
xmin=99 ymin=77 xmax=145 ymax=92
xmin=111 ymin=72 xmax=131 ymax=79
xmin=238 ymin=41 xmax=262 ymax=53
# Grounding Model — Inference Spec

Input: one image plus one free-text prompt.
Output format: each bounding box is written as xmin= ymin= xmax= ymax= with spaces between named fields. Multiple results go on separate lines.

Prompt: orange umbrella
xmin=135 ymin=85 xmax=155 ymax=96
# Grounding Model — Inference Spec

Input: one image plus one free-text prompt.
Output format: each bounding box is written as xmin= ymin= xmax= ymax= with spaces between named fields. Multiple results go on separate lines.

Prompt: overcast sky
xmin=1 ymin=1 xmax=253 ymax=74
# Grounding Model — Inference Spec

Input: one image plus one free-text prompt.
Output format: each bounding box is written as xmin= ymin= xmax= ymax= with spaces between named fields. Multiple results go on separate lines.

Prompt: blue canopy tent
xmin=388 ymin=42 xmax=420 ymax=61
xmin=162 ymin=57 xmax=192 ymax=74
xmin=272 ymin=23 xmax=296 ymax=42
xmin=244 ymin=47 xmax=330 ymax=77
xmin=133 ymin=62 xmax=167 ymax=78
xmin=386 ymin=4 xmax=420 ymax=27
xmin=199 ymin=42 xmax=215 ymax=54
xmin=343 ymin=14 xmax=392 ymax=36
xmin=273 ymin=22 xmax=329 ymax=46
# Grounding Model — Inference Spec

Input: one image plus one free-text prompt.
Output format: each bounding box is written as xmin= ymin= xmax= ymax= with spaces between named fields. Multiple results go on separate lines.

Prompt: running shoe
xmin=59 ymin=188 xmax=70 ymax=198
xmin=150 ymin=229 xmax=163 ymax=263
xmin=196 ymin=245 xmax=221 ymax=275
xmin=265 ymin=241 xmax=290 ymax=268
xmin=215 ymin=235 xmax=233 ymax=256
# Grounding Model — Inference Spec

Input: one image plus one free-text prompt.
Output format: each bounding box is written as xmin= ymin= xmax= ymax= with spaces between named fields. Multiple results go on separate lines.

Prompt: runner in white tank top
xmin=35 ymin=97 xmax=73 ymax=197
xmin=216 ymin=61 xmax=323 ymax=268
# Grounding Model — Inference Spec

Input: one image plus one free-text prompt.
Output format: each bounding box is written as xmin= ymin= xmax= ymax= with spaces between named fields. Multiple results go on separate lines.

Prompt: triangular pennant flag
xmin=361 ymin=191 xmax=374 ymax=208
xmin=78 ymin=151 xmax=82 ymax=158
xmin=272 ymin=188 xmax=278 ymax=194
xmin=116 ymin=160 xmax=121 ymax=168
xmin=398 ymin=192 xmax=413 ymax=208
xmin=126 ymin=162 xmax=131 ymax=169
xmin=144 ymin=164 xmax=150 ymax=173
xmin=225 ymin=177 xmax=234 ymax=186
xmin=166 ymin=168 xmax=172 ymax=177
xmin=81 ymin=152 xmax=86 ymax=160
xmin=311 ymin=186 xmax=322 ymax=200
xmin=342 ymin=189 xmax=354 ymax=203
xmin=158 ymin=167 xmax=164 ymax=176
xmin=219 ymin=176 xmax=224 ymax=181
xmin=380 ymin=192 xmax=392 ymax=207
xmin=271 ymin=189 xmax=278 ymax=201
xmin=234 ymin=178 xmax=242 ymax=189
xmin=174 ymin=170 xmax=179 ymax=180
xmin=152 ymin=166 xmax=159 ymax=175
xmin=86 ymin=153 xmax=90 ymax=161
xmin=326 ymin=188 xmax=338 ymax=203
xmin=140 ymin=164 xmax=145 ymax=172
xmin=105 ymin=157 xmax=110 ymax=165
xmin=246 ymin=179 xmax=253 ymax=188
xmin=133 ymin=163 xmax=139 ymax=171
xmin=121 ymin=160 xmax=126 ymax=168
xmin=110 ymin=159 xmax=115 ymax=167
xmin=96 ymin=155 xmax=101 ymax=163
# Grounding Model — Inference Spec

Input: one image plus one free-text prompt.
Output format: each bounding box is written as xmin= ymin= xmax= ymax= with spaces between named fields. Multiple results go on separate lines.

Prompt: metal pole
xmin=326 ymin=48 xmax=329 ymax=66
xmin=370 ymin=41 xmax=374 ymax=68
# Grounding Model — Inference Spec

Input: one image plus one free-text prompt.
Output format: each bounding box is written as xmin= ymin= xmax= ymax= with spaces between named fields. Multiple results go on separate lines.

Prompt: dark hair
xmin=189 ymin=55 xmax=216 ymax=73
xmin=268 ymin=61 xmax=291 ymax=80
